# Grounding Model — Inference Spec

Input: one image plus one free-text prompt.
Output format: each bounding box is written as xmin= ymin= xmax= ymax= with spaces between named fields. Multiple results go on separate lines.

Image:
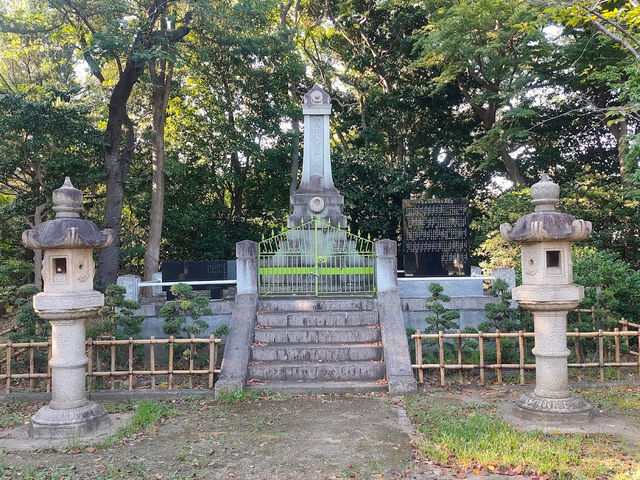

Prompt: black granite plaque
xmin=162 ymin=261 xmax=229 ymax=299
xmin=402 ymin=198 xmax=470 ymax=276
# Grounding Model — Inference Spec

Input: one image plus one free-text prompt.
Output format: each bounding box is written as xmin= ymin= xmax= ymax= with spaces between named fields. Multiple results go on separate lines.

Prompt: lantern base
xmin=29 ymin=401 xmax=111 ymax=439
xmin=514 ymin=392 xmax=593 ymax=422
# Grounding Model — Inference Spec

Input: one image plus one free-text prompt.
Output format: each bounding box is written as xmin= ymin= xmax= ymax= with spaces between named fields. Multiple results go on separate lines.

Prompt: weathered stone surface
xmin=29 ymin=402 xmax=111 ymax=439
xmin=514 ymin=392 xmax=593 ymax=422
xmin=23 ymin=177 xmax=112 ymax=439
xmin=289 ymin=85 xmax=347 ymax=227
xmin=501 ymin=174 xmax=593 ymax=423
xmin=215 ymin=293 xmax=258 ymax=396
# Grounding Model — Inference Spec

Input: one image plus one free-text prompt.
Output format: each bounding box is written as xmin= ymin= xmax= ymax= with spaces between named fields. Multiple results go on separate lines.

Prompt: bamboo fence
xmin=0 ymin=335 xmax=222 ymax=394
xmin=411 ymin=325 xmax=640 ymax=386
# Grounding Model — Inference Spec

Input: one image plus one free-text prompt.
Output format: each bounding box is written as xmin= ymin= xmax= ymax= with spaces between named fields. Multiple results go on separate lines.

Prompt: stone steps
xmin=247 ymin=361 xmax=386 ymax=381
xmin=251 ymin=343 xmax=383 ymax=362
xmin=246 ymin=297 xmax=386 ymax=392
xmin=245 ymin=380 xmax=387 ymax=394
xmin=257 ymin=311 xmax=378 ymax=327
xmin=253 ymin=326 xmax=380 ymax=344
xmin=257 ymin=297 xmax=376 ymax=312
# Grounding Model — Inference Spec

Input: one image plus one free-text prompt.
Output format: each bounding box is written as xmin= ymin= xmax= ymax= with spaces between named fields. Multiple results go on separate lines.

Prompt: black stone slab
xmin=402 ymin=198 xmax=470 ymax=277
xmin=161 ymin=261 xmax=230 ymax=299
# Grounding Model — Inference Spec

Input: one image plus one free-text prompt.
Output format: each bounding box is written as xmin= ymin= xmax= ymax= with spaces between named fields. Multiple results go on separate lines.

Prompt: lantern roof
xmin=22 ymin=177 xmax=114 ymax=250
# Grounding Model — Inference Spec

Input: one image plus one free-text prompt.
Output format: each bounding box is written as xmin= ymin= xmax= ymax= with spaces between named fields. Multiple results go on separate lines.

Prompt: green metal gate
xmin=258 ymin=217 xmax=376 ymax=296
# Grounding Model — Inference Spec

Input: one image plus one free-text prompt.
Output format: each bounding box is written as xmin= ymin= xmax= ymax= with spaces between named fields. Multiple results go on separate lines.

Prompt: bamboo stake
xmin=150 ymin=336 xmax=156 ymax=389
xmin=46 ymin=340 xmax=51 ymax=393
xmin=87 ymin=338 xmax=93 ymax=390
xmin=614 ymin=328 xmax=621 ymax=381
xmin=416 ymin=330 xmax=424 ymax=385
xmin=479 ymin=331 xmax=485 ymax=386
xmin=169 ymin=336 xmax=174 ymax=390
xmin=574 ymin=328 xmax=582 ymax=381
xmin=208 ymin=334 xmax=215 ymax=389
xmin=621 ymin=319 xmax=630 ymax=351
xmin=637 ymin=329 xmax=640 ymax=380
xmin=518 ymin=330 xmax=524 ymax=385
xmin=496 ymin=329 xmax=502 ymax=384
xmin=128 ymin=337 xmax=134 ymax=390
xmin=5 ymin=341 xmax=11 ymax=394
xmin=438 ymin=331 xmax=445 ymax=386
xmin=110 ymin=342 xmax=116 ymax=390
xmin=29 ymin=344 xmax=34 ymax=390
xmin=189 ymin=335 xmax=195 ymax=389
xmin=456 ymin=330 xmax=463 ymax=384
xmin=599 ymin=329 xmax=604 ymax=382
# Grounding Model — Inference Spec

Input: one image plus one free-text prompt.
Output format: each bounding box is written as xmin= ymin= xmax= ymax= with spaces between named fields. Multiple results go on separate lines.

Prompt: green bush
xmin=87 ymin=284 xmax=143 ymax=340
xmin=159 ymin=283 xmax=212 ymax=338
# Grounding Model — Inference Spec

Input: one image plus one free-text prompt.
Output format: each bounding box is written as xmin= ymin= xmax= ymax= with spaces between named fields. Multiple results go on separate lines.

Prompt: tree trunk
xmin=96 ymin=60 xmax=141 ymax=291
xmin=32 ymin=203 xmax=46 ymax=290
xmin=288 ymin=113 xmax=300 ymax=197
xmin=143 ymin=61 xmax=173 ymax=290
xmin=499 ymin=145 xmax=526 ymax=186
xmin=608 ymin=119 xmax=628 ymax=181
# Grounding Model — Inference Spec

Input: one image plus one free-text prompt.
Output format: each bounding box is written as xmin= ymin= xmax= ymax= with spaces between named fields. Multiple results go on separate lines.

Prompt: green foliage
xmin=87 ymin=285 xmax=143 ymax=340
xmin=159 ymin=283 xmax=212 ymax=338
xmin=572 ymin=247 xmax=640 ymax=327
xmin=480 ymin=279 xmax=525 ymax=333
xmin=8 ymin=285 xmax=48 ymax=343
xmin=425 ymin=283 xmax=460 ymax=333
xmin=0 ymin=259 xmax=33 ymax=315
xmin=213 ymin=324 xmax=229 ymax=338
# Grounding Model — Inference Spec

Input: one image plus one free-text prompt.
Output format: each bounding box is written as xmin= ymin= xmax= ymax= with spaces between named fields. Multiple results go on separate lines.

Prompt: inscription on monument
xmin=402 ymin=198 xmax=470 ymax=276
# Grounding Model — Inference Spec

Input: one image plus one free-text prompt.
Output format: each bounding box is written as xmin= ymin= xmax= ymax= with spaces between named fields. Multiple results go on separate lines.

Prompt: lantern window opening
xmin=54 ymin=258 xmax=67 ymax=275
xmin=546 ymin=250 xmax=561 ymax=269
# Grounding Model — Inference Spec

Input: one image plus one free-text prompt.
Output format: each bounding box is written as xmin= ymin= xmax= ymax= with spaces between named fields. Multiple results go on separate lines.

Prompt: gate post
xmin=215 ymin=240 xmax=258 ymax=396
xmin=375 ymin=240 xmax=417 ymax=394
xmin=236 ymin=240 xmax=258 ymax=295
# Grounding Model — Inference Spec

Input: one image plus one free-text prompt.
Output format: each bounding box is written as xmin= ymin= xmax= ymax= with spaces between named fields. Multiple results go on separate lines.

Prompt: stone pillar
xmin=375 ymin=239 xmax=398 ymax=293
xmin=117 ymin=274 xmax=141 ymax=302
xmin=501 ymin=174 xmax=593 ymax=422
xmin=375 ymin=239 xmax=417 ymax=395
xmin=289 ymin=84 xmax=347 ymax=228
xmin=236 ymin=240 xmax=257 ymax=295
xmin=23 ymin=177 xmax=114 ymax=438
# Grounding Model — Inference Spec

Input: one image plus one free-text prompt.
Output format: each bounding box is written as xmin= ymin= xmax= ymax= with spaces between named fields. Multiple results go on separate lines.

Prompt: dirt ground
xmin=0 ymin=392 xmax=534 ymax=480
xmin=3 ymin=386 xmax=639 ymax=479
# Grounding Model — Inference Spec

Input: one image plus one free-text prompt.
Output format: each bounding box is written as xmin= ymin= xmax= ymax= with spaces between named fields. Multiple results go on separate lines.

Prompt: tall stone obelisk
xmin=289 ymin=84 xmax=347 ymax=228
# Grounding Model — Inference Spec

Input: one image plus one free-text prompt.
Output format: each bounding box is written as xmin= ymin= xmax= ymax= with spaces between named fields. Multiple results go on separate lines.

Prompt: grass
xmin=215 ymin=389 xmax=291 ymax=403
xmin=97 ymin=399 xmax=176 ymax=449
xmin=405 ymin=395 xmax=640 ymax=480
xmin=0 ymin=400 xmax=36 ymax=428
xmin=577 ymin=385 xmax=640 ymax=415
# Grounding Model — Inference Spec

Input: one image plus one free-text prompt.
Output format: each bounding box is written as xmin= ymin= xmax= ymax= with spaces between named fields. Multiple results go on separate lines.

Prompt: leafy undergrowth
xmin=405 ymin=395 xmax=640 ymax=480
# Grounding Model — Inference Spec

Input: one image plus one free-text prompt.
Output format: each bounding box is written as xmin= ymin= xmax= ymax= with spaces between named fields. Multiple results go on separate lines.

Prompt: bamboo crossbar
xmin=412 ymin=328 xmax=640 ymax=386
xmin=0 ymin=335 xmax=221 ymax=394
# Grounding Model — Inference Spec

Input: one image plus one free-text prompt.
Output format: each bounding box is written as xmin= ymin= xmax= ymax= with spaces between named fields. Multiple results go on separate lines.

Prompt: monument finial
xmin=530 ymin=173 xmax=559 ymax=212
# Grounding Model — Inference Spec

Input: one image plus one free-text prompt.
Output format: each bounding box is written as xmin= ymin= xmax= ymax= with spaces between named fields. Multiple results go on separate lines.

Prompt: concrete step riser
xmin=257 ymin=311 xmax=378 ymax=327
xmin=251 ymin=346 xmax=383 ymax=362
xmin=253 ymin=328 xmax=380 ymax=344
xmin=258 ymin=298 xmax=376 ymax=313
xmin=245 ymin=382 xmax=387 ymax=394
xmin=248 ymin=363 xmax=386 ymax=381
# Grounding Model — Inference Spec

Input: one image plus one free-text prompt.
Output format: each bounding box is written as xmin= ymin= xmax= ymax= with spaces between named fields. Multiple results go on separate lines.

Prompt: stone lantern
xmin=500 ymin=174 xmax=593 ymax=421
xmin=23 ymin=177 xmax=114 ymax=437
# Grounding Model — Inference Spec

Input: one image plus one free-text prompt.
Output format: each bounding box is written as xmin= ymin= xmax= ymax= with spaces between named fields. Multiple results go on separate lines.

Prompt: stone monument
xmin=23 ymin=177 xmax=114 ymax=437
xmin=501 ymin=174 xmax=593 ymax=421
xmin=289 ymin=84 xmax=347 ymax=228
